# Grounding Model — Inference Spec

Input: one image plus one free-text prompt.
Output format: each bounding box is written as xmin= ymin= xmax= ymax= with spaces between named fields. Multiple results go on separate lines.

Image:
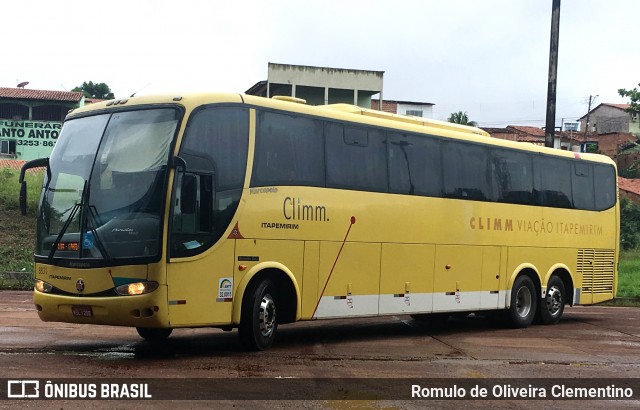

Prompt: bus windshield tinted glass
xmin=36 ymin=108 xmax=180 ymax=261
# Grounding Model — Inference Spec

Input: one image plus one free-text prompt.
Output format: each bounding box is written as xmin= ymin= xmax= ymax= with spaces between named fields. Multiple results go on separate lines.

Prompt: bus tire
xmin=537 ymin=276 xmax=565 ymax=325
xmin=239 ymin=279 xmax=278 ymax=351
xmin=507 ymin=275 xmax=537 ymax=328
xmin=136 ymin=327 xmax=172 ymax=341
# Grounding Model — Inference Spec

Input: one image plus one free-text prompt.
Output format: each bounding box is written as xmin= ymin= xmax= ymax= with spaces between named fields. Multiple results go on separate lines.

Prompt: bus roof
xmin=66 ymin=92 xmax=615 ymax=166
xmin=322 ymin=103 xmax=490 ymax=138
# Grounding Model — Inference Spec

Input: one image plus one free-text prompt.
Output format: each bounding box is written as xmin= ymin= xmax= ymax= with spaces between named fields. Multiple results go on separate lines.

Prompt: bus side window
xmin=572 ymin=162 xmax=595 ymax=210
xmin=180 ymin=174 xmax=197 ymax=215
xmin=325 ymin=123 xmax=388 ymax=192
xmin=491 ymin=150 xmax=534 ymax=205
xmin=252 ymin=111 xmax=324 ymax=187
xmin=533 ymin=156 xmax=573 ymax=209
xmin=594 ymin=164 xmax=617 ymax=210
xmin=388 ymin=132 xmax=442 ymax=197
xmin=443 ymin=141 xmax=492 ymax=201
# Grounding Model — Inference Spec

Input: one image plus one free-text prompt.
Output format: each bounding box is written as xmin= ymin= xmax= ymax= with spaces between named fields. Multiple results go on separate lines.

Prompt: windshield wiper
xmin=48 ymin=180 xmax=111 ymax=261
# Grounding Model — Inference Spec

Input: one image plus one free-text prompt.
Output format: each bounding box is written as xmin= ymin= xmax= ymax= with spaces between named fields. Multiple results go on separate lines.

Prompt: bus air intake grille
xmin=577 ymin=249 xmax=615 ymax=294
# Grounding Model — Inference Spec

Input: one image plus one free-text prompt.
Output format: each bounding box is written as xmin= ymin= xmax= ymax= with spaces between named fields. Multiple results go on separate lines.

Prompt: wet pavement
xmin=0 ymin=290 xmax=639 ymax=408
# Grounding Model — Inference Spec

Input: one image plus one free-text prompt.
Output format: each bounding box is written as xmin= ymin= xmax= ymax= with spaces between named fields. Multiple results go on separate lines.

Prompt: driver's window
xmin=170 ymin=106 xmax=248 ymax=257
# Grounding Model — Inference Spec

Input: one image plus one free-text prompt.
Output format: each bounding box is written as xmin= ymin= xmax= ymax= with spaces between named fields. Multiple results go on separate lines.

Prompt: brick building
xmin=370 ymin=99 xmax=434 ymax=118
xmin=618 ymin=177 xmax=640 ymax=204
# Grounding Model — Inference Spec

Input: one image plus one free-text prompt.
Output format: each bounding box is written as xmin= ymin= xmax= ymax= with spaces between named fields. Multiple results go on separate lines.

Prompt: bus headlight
xmin=115 ymin=281 xmax=159 ymax=296
xmin=35 ymin=280 xmax=53 ymax=293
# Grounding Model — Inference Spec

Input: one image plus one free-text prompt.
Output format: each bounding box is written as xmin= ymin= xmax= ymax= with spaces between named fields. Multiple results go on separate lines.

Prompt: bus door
xmin=167 ymin=172 xmax=236 ymax=327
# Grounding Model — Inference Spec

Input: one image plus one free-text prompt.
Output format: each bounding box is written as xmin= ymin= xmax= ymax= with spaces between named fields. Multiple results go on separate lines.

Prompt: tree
xmin=72 ymin=81 xmax=114 ymax=99
xmin=618 ymin=83 xmax=640 ymax=115
xmin=447 ymin=111 xmax=477 ymax=127
xmin=620 ymin=197 xmax=640 ymax=250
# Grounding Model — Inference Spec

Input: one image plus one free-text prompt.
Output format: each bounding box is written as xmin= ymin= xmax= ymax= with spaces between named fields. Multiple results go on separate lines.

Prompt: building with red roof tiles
xmin=0 ymin=86 xmax=86 ymax=161
xmin=618 ymin=177 xmax=640 ymax=205
xmin=481 ymin=125 xmax=583 ymax=151
xmin=0 ymin=87 xmax=84 ymax=103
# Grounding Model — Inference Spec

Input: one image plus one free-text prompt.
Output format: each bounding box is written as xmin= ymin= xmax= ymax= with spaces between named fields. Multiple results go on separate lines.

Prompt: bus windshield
xmin=36 ymin=108 xmax=180 ymax=262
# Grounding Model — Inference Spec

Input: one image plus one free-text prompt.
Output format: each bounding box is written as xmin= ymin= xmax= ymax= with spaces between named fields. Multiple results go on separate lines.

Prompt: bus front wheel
xmin=537 ymin=276 xmax=565 ymax=325
xmin=136 ymin=327 xmax=172 ymax=341
xmin=239 ymin=279 xmax=278 ymax=351
xmin=507 ymin=275 xmax=537 ymax=328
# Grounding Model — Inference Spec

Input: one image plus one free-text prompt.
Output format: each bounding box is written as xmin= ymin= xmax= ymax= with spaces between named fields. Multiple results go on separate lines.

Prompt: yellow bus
xmin=20 ymin=93 xmax=618 ymax=350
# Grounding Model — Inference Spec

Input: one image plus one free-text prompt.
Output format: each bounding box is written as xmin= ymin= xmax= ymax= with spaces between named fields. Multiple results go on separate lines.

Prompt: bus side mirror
xmin=19 ymin=181 xmax=27 ymax=216
xmin=180 ymin=174 xmax=197 ymax=214
xmin=18 ymin=157 xmax=50 ymax=216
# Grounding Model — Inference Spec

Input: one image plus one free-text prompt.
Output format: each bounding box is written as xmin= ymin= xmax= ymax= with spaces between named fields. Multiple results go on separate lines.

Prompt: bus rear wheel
xmin=136 ymin=327 xmax=172 ymax=341
xmin=507 ymin=275 xmax=537 ymax=328
xmin=537 ymin=276 xmax=565 ymax=325
xmin=239 ymin=279 xmax=278 ymax=351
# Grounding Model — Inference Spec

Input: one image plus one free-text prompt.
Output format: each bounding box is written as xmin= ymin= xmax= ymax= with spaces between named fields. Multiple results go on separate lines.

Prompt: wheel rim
xmin=259 ymin=294 xmax=276 ymax=337
xmin=546 ymin=285 xmax=563 ymax=316
xmin=515 ymin=286 xmax=532 ymax=318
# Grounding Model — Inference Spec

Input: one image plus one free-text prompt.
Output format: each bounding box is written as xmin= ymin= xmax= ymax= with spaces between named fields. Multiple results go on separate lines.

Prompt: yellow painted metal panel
xmin=480 ymin=246 xmax=502 ymax=309
xmin=434 ymin=245 xmax=483 ymax=293
xmin=301 ymin=241 xmax=320 ymax=319
xmin=380 ymin=243 xmax=435 ymax=295
xmin=318 ymin=242 xmax=380 ymax=299
xmin=167 ymin=240 xmax=235 ymax=326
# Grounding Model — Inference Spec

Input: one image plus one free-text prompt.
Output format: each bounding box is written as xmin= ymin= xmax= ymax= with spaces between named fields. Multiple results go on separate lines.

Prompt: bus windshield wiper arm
xmin=48 ymin=180 xmax=111 ymax=261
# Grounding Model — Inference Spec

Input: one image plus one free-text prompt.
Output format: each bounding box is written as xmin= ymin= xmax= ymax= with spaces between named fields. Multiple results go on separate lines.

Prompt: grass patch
xmin=0 ymin=168 xmax=42 ymax=289
xmin=617 ymin=249 xmax=640 ymax=298
xmin=0 ymin=167 xmax=43 ymax=213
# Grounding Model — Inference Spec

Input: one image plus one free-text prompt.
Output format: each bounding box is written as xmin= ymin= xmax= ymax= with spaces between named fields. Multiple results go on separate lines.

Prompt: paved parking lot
xmin=1 ymin=290 xmax=639 ymax=408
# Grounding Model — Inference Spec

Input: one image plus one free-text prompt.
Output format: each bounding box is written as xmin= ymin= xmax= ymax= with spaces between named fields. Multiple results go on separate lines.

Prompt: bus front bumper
xmin=33 ymin=285 xmax=170 ymax=328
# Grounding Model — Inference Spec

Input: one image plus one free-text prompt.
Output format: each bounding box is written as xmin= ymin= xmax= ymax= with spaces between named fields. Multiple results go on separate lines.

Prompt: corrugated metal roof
xmin=0 ymin=87 xmax=83 ymax=102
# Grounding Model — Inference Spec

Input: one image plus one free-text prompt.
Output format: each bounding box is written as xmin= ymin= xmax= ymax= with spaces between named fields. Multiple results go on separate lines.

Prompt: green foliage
xmin=620 ymin=197 xmax=640 ymax=250
xmin=0 ymin=168 xmax=43 ymax=214
xmin=618 ymin=83 xmax=640 ymax=115
xmin=618 ymin=249 xmax=640 ymax=297
xmin=0 ymin=168 xmax=42 ymax=285
xmin=72 ymin=81 xmax=115 ymax=99
xmin=619 ymin=163 xmax=639 ymax=179
xmin=447 ymin=111 xmax=477 ymax=127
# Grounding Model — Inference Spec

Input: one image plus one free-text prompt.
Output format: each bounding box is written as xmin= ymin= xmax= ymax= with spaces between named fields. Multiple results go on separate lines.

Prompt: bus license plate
xmin=72 ymin=305 xmax=93 ymax=317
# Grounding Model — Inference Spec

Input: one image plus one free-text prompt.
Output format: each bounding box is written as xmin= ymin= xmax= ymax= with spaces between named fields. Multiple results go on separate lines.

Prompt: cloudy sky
xmin=2 ymin=0 xmax=638 ymax=127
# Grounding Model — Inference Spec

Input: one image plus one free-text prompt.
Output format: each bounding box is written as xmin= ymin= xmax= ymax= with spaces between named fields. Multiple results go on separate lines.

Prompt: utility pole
xmin=583 ymin=94 xmax=597 ymax=141
xmin=545 ymin=0 xmax=561 ymax=148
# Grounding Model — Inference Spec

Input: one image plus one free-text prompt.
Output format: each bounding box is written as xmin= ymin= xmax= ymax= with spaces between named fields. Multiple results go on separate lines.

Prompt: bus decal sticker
xmin=228 ymin=223 xmax=244 ymax=239
xmin=217 ymin=278 xmax=233 ymax=302
xmin=283 ymin=197 xmax=329 ymax=222
xmin=249 ymin=187 xmax=278 ymax=195
xmin=393 ymin=293 xmax=411 ymax=306
xmin=261 ymin=222 xmax=299 ymax=230
xmin=238 ymin=256 xmax=259 ymax=262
